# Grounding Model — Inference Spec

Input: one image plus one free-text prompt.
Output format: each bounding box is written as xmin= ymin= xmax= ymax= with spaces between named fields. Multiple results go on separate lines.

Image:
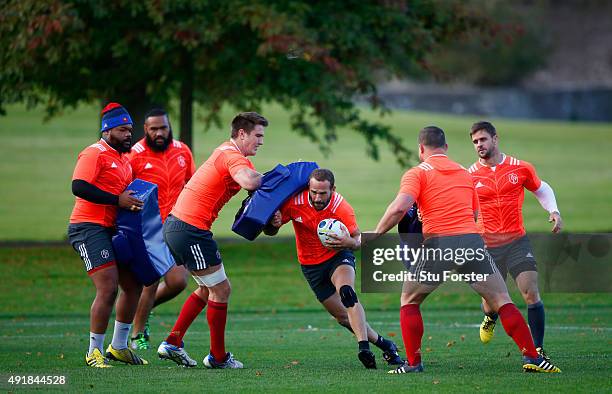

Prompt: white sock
xmin=88 ymin=332 xmax=105 ymax=355
xmin=111 ymin=321 xmax=132 ymax=350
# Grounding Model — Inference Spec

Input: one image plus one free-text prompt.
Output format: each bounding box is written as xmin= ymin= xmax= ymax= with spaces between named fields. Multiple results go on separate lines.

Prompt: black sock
xmin=528 ymin=301 xmax=545 ymax=349
xmin=374 ymin=335 xmax=393 ymax=351
xmin=358 ymin=341 xmax=370 ymax=351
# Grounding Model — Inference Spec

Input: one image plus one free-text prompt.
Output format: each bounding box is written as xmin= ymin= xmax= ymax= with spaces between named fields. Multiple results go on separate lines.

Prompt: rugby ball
xmin=317 ymin=218 xmax=349 ymax=245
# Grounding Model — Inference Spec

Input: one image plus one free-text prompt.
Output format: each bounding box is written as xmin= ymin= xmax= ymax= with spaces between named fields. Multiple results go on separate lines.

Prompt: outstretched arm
xmin=531 ymin=181 xmax=562 ymax=233
xmin=375 ymin=193 xmax=415 ymax=235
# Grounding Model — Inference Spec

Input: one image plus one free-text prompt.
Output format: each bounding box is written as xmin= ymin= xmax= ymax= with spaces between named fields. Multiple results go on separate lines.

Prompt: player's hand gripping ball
xmin=317 ymin=218 xmax=349 ymax=246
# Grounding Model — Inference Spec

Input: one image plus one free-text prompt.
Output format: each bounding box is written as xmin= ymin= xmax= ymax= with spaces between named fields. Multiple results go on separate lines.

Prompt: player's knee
xmin=522 ymin=289 xmax=540 ymax=305
xmin=174 ymin=276 xmax=189 ymax=292
xmin=339 ymin=285 xmax=358 ymax=308
xmin=96 ymin=286 xmax=118 ymax=304
xmin=194 ymin=286 xmax=208 ymax=300
xmin=192 ymin=266 xmax=228 ymax=290
xmin=207 ymin=278 xmax=231 ymax=302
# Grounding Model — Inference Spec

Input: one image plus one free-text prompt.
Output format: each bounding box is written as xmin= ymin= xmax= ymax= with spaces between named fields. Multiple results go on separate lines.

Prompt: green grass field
xmin=0 ymin=244 xmax=610 ymax=392
xmin=0 ymin=104 xmax=611 ymax=240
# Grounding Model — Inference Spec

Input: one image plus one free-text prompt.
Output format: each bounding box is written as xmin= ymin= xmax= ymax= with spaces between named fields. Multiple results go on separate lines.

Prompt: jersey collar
xmin=425 ymin=153 xmax=447 ymax=162
xmin=99 ymin=138 xmax=121 ymax=155
xmin=479 ymin=153 xmax=506 ymax=168
xmin=229 ymin=139 xmax=245 ymax=156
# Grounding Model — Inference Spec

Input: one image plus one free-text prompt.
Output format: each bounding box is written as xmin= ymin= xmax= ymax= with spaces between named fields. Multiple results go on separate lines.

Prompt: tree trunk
xmin=180 ymin=52 xmax=194 ymax=149
xmin=121 ymin=86 xmax=153 ymax=142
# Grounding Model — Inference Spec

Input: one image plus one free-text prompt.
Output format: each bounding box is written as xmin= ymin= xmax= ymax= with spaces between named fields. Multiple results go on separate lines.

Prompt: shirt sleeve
xmin=224 ymin=151 xmax=253 ymax=177
xmin=522 ymin=161 xmax=542 ymax=192
xmin=72 ymin=148 xmax=101 ymax=183
xmin=279 ymin=199 xmax=292 ymax=225
xmin=399 ymin=168 xmax=422 ymax=200
xmin=337 ymin=201 xmax=359 ymax=235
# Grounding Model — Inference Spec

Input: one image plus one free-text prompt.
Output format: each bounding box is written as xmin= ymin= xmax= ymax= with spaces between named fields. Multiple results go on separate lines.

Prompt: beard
xmin=115 ymin=143 xmax=131 ymax=153
xmin=145 ymin=131 xmax=173 ymax=152
xmin=478 ymin=147 xmax=493 ymax=159
xmin=104 ymin=136 xmax=132 ymax=153
xmin=309 ymin=195 xmax=331 ymax=211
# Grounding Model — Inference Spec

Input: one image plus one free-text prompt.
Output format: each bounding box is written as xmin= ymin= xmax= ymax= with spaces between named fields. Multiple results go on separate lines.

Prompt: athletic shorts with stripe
xmin=487 ymin=235 xmax=537 ymax=280
xmin=67 ymin=223 xmax=117 ymax=274
xmin=300 ymin=250 xmax=356 ymax=302
xmin=163 ymin=215 xmax=222 ymax=271
xmin=409 ymin=233 xmax=498 ymax=285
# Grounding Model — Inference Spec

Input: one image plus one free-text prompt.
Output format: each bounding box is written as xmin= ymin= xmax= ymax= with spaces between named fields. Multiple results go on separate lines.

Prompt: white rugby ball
xmin=317 ymin=218 xmax=349 ymax=245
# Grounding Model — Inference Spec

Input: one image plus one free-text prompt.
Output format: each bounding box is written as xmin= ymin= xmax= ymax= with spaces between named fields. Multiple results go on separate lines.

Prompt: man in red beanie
xmin=68 ymin=103 xmax=148 ymax=368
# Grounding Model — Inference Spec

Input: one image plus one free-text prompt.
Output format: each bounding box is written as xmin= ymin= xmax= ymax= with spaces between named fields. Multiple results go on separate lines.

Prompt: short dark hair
xmin=418 ymin=126 xmax=446 ymax=148
xmin=231 ymin=112 xmax=268 ymax=138
xmin=309 ymin=168 xmax=335 ymax=189
xmin=144 ymin=108 xmax=168 ymax=120
xmin=470 ymin=121 xmax=497 ymax=137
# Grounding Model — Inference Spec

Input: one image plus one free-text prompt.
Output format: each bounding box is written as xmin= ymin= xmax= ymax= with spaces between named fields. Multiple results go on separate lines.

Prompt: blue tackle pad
xmin=112 ymin=179 xmax=175 ymax=286
xmin=232 ymin=161 xmax=319 ymax=241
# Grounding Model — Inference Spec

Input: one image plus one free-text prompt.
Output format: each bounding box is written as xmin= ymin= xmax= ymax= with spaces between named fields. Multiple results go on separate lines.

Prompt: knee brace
xmin=192 ymin=266 xmax=227 ymax=288
xmin=339 ymin=285 xmax=358 ymax=308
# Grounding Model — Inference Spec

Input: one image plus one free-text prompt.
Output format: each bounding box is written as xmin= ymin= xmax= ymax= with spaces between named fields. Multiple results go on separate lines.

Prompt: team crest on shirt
xmin=177 ymin=156 xmax=186 ymax=167
xmin=508 ymin=173 xmax=519 ymax=184
xmin=101 ymin=249 xmax=110 ymax=259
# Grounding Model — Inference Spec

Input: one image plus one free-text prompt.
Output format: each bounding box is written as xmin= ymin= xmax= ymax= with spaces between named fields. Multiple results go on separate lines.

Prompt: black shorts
xmin=300 ymin=250 xmax=356 ymax=302
xmin=163 ymin=215 xmax=222 ymax=271
xmin=487 ymin=235 xmax=537 ymax=280
xmin=409 ymin=233 xmax=497 ymax=285
xmin=67 ymin=223 xmax=117 ymax=273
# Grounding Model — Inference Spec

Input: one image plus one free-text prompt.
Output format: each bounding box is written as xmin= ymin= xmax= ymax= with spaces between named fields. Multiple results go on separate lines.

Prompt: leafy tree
xmin=1 ymin=0 xmax=491 ymax=165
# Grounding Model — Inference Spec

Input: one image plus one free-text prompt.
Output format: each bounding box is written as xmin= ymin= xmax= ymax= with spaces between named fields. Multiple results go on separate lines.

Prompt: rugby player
xmin=157 ymin=112 xmax=267 ymax=368
xmin=468 ymin=121 xmax=562 ymax=358
xmin=265 ymin=169 xmax=404 ymax=369
xmin=68 ymin=103 xmax=148 ymax=367
xmin=373 ymin=126 xmax=561 ymax=373
xmin=126 ymin=108 xmax=195 ymax=350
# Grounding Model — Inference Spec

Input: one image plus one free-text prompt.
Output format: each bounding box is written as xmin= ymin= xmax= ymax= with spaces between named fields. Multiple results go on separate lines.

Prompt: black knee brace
xmin=339 ymin=285 xmax=358 ymax=308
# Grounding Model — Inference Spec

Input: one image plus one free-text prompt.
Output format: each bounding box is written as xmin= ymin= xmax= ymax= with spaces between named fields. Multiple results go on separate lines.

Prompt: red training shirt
xmin=127 ymin=138 xmax=195 ymax=221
